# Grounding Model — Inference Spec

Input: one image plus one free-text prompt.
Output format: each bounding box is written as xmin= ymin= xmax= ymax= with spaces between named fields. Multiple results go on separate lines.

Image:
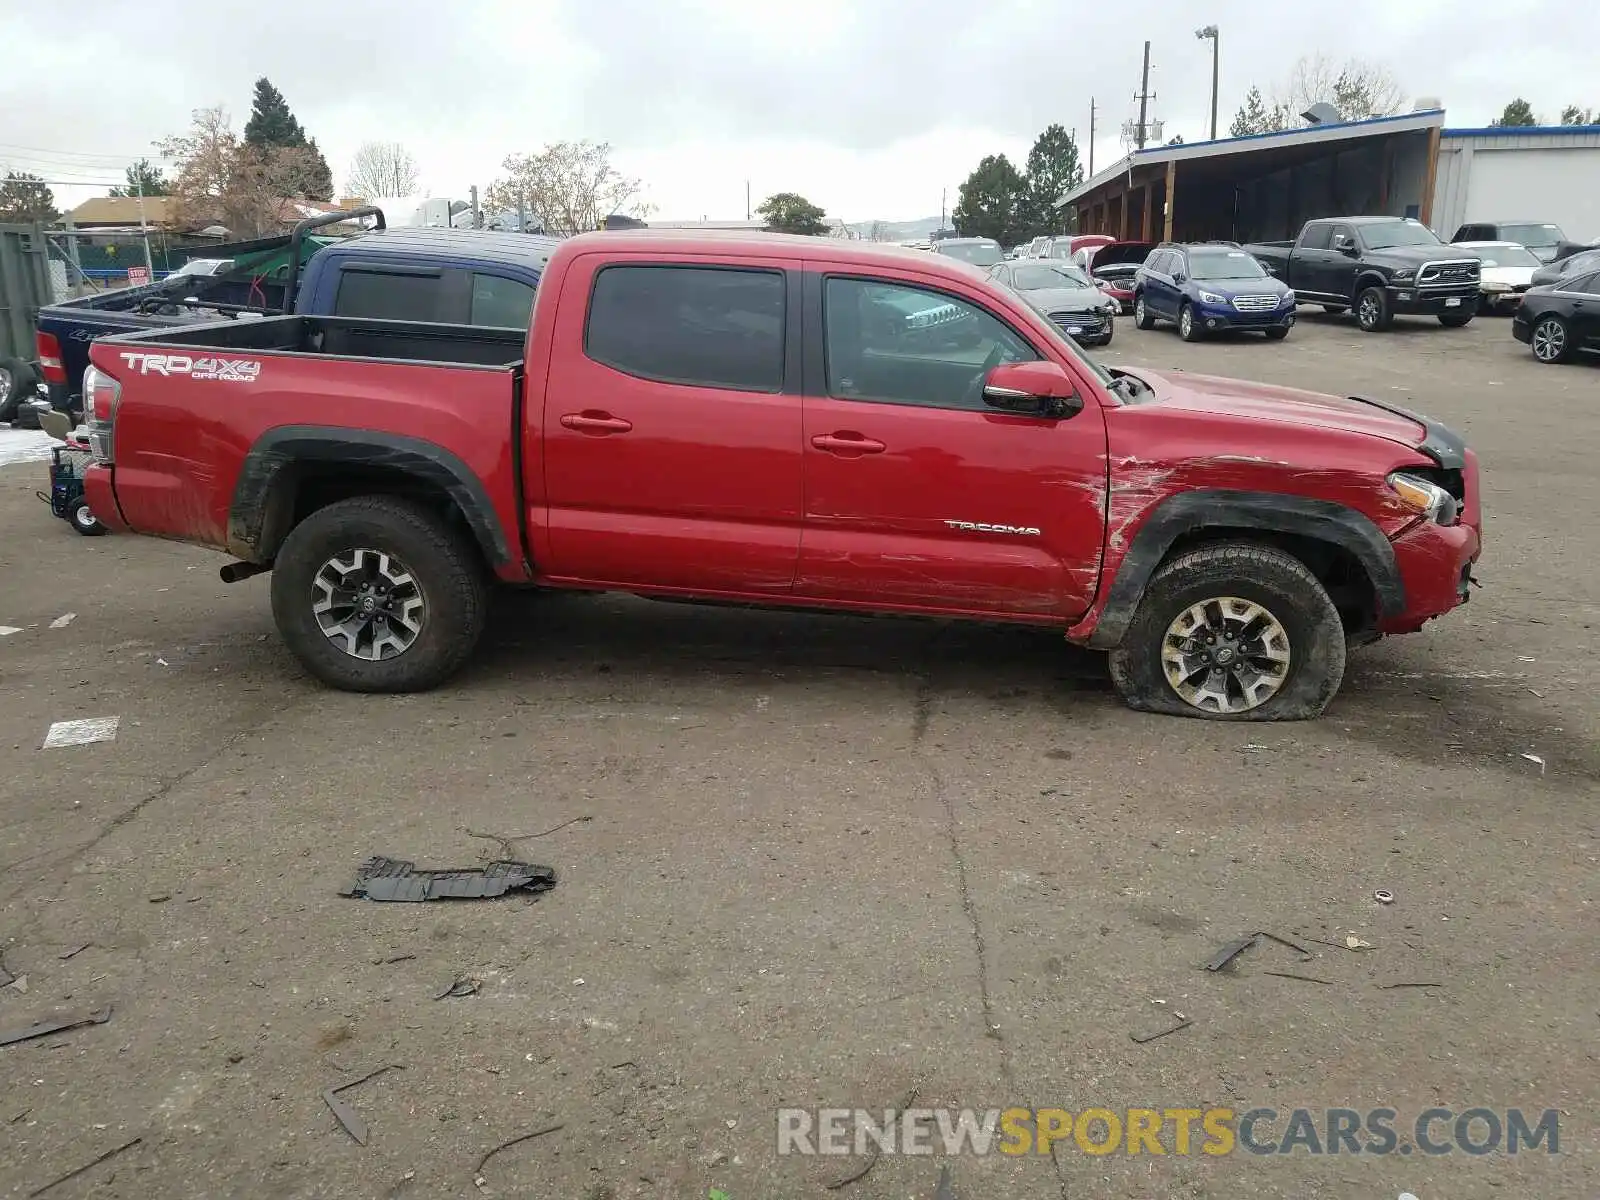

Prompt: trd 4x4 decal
xmin=118 ymin=353 xmax=261 ymax=382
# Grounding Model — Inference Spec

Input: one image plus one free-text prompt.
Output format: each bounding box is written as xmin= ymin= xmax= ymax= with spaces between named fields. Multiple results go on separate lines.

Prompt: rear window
xmin=585 ymin=265 xmax=785 ymax=392
xmin=334 ymin=269 xmax=442 ymax=322
xmin=470 ymin=273 xmax=536 ymax=328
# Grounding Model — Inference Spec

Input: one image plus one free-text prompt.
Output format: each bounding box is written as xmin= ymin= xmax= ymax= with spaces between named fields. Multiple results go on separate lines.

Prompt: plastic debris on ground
xmin=41 ymin=717 xmax=120 ymax=750
xmin=340 ymin=856 xmax=556 ymax=902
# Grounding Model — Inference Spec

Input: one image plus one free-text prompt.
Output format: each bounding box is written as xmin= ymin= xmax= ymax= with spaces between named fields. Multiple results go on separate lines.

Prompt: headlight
xmin=1282 ymin=291 xmax=1296 ymax=305
xmin=1197 ymin=290 xmax=1226 ymax=305
xmin=1387 ymin=472 xmax=1459 ymax=525
xmin=1481 ymin=281 xmax=1509 ymax=292
xmin=1392 ymin=269 xmax=1416 ymax=283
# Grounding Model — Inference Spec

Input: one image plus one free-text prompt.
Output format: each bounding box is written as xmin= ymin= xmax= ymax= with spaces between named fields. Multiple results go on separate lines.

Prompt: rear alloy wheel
xmin=1530 ymin=315 xmax=1570 ymax=363
xmin=271 ymin=496 xmax=487 ymax=692
xmin=1134 ymin=294 xmax=1155 ymax=329
xmin=1178 ymin=302 xmax=1202 ymax=341
xmin=1356 ymin=286 xmax=1392 ymax=332
xmin=1108 ymin=542 xmax=1347 ymax=721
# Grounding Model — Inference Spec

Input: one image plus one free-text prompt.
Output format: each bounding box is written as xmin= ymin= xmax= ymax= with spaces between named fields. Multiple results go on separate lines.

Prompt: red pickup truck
xmin=81 ymin=231 xmax=1482 ymax=721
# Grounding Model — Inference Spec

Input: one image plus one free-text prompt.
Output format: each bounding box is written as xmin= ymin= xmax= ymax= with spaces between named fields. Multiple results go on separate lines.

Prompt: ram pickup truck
xmin=81 ymin=232 xmax=1482 ymax=721
xmin=33 ymin=212 xmax=558 ymax=419
xmin=1246 ymin=217 xmax=1481 ymax=332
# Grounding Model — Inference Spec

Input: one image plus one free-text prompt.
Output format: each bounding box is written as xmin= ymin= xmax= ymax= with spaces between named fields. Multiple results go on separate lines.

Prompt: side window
xmin=1300 ymin=223 xmax=1333 ymax=250
xmin=334 ymin=269 xmax=442 ymax=321
xmin=585 ymin=265 xmax=785 ymax=392
xmin=470 ymin=274 xmax=536 ymax=329
xmin=1566 ymin=271 xmax=1600 ymax=294
xmin=1143 ymin=251 xmax=1165 ymax=274
xmin=1330 ymin=225 xmax=1357 ymax=252
xmin=823 ymin=277 xmax=1038 ymax=411
xmin=1171 ymin=251 xmax=1190 ymax=278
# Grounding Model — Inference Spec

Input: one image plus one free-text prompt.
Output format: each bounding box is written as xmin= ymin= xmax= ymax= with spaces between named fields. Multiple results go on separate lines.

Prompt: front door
xmin=796 ymin=271 xmax=1108 ymax=618
xmin=535 ymin=256 xmax=804 ymax=595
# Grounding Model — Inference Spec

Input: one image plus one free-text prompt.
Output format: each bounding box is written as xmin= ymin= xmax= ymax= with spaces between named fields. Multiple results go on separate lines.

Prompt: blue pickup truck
xmin=16 ymin=209 xmax=558 ymax=423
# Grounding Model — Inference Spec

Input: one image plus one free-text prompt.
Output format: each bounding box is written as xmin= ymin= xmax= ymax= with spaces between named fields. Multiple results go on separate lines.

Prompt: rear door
xmin=795 ymin=266 xmax=1108 ymax=617
xmin=1567 ymin=271 xmax=1600 ymax=349
xmin=1291 ymin=223 xmax=1338 ymax=297
xmin=1145 ymin=250 xmax=1179 ymax=315
xmin=535 ymin=254 xmax=804 ymax=594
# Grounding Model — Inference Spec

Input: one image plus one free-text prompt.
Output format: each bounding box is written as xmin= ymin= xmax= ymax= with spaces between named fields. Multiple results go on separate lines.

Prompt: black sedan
xmin=1512 ymin=269 xmax=1600 ymax=364
xmin=987 ymin=261 xmax=1119 ymax=346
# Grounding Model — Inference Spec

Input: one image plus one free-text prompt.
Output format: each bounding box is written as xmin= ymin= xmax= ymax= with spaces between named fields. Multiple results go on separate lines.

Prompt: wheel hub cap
xmin=312 ymin=547 xmax=425 ymax=661
xmin=1161 ymin=596 xmax=1291 ymax=714
xmin=1534 ymin=322 xmax=1563 ymax=358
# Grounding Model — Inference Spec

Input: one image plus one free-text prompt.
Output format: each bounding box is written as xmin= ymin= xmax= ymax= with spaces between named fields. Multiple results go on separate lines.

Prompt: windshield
xmin=1470 ymin=244 xmax=1541 ymax=267
xmin=1499 ymin=223 xmax=1563 ymax=248
xmin=939 ymin=241 xmax=1004 ymax=266
xmin=1187 ymin=250 xmax=1269 ymax=280
xmin=1012 ymin=264 xmax=1092 ymax=290
xmin=1360 ymin=221 xmax=1443 ymax=249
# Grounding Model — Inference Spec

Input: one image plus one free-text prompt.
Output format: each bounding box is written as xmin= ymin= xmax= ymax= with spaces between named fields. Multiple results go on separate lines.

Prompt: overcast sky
xmin=4 ymin=0 xmax=1596 ymax=222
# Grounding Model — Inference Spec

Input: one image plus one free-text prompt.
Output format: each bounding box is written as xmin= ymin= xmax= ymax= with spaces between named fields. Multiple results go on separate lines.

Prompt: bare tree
xmin=1277 ymin=54 xmax=1405 ymax=122
xmin=866 ymin=220 xmax=889 ymax=242
xmin=158 ymin=106 xmax=329 ymax=237
xmin=346 ymin=141 xmax=420 ymax=199
xmin=484 ymin=141 xmax=651 ymax=235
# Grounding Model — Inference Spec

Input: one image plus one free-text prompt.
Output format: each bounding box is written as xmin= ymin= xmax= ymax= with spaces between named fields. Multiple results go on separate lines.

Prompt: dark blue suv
xmin=1133 ymin=242 xmax=1296 ymax=341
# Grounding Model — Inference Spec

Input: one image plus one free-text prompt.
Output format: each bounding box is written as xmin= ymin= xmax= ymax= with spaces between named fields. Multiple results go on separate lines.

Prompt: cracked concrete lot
xmin=1 ymin=314 xmax=1597 ymax=1199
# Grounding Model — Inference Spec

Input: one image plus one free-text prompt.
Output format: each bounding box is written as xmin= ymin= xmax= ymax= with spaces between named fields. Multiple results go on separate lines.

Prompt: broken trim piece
xmin=0 ymin=1008 xmax=112 ymax=1049
xmin=322 ymin=1063 xmax=404 ymax=1145
xmin=339 ymin=856 xmax=556 ymax=902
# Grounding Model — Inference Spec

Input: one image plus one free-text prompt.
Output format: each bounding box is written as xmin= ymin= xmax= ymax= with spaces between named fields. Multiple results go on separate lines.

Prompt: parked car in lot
xmin=1076 ymin=240 xmax=1155 ymax=314
xmin=930 ymin=237 xmax=1005 ymax=269
xmin=1513 ymin=269 xmax=1600 ymax=364
xmin=1449 ymin=221 xmax=1566 ymax=263
xmin=82 ymin=232 xmax=1482 ymax=721
xmin=1452 ymin=240 xmax=1541 ymax=313
xmin=1133 ymin=243 xmax=1297 ymax=341
xmin=1246 ymin=217 xmax=1480 ymax=332
xmin=1530 ymin=246 xmax=1600 ymax=289
xmin=986 ymin=260 xmax=1117 ymax=346
xmin=1040 ymin=233 xmax=1114 ymax=263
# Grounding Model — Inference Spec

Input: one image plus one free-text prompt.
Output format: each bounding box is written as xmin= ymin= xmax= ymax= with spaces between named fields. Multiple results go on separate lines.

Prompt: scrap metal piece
xmin=474 ymin=1123 xmax=565 ymax=1176
xmin=1130 ymin=1017 xmax=1194 ymax=1044
xmin=27 ymin=1136 xmax=141 ymax=1198
xmin=58 ymin=944 xmax=91 ymax=961
xmin=1378 ymin=981 xmax=1443 ymax=990
xmin=0 ymin=1008 xmax=112 ymax=1049
xmin=340 ymin=856 xmax=556 ymax=902
xmin=1374 ymin=889 xmax=1395 ymax=905
xmin=1203 ymin=936 xmax=1258 ymax=971
xmin=322 ymin=1063 xmax=404 ymax=1145
xmin=1263 ymin=971 xmax=1334 ymax=985
xmin=1256 ymin=930 xmax=1315 ymax=958
xmin=434 ymin=976 xmax=481 ymax=1000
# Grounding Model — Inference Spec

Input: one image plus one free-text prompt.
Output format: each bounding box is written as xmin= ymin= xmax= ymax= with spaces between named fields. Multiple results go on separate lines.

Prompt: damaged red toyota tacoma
xmin=80 ymin=231 xmax=1482 ymax=720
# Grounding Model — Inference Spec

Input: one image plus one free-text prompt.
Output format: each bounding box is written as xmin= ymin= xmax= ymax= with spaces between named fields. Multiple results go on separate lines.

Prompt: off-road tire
xmin=1438 ymin=309 xmax=1474 ymax=328
xmin=1264 ymin=326 xmax=1289 ymax=341
xmin=70 ymin=497 xmax=107 ymax=536
xmin=0 ymin=357 xmax=32 ymax=423
xmin=1178 ymin=302 xmax=1203 ymax=342
xmin=271 ymin=496 xmax=487 ymax=693
xmin=1355 ymin=286 xmax=1392 ymax=332
xmin=1133 ymin=293 xmax=1156 ymax=329
xmin=1107 ymin=542 xmax=1347 ymax=721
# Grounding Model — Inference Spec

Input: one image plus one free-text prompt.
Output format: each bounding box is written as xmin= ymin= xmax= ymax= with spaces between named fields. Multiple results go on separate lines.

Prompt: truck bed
xmin=116 ymin=314 xmax=527 ymax=369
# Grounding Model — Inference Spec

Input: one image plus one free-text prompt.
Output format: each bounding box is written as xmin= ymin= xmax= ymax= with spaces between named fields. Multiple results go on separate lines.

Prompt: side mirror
xmin=1172 ymin=271 xmax=1187 ymax=284
xmin=982 ymin=361 xmax=1083 ymax=419
xmin=1338 ymin=242 xmax=1359 ymax=257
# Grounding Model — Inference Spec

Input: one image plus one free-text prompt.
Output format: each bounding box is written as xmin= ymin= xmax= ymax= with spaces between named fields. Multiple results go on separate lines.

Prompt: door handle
xmin=560 ymin=412 xmax=633 ymax=434
xmin=811 ymin=433 xmax=886 ymax=455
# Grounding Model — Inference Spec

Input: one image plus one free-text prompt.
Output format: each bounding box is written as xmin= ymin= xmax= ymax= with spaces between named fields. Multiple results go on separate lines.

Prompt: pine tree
xmin=243 ymin=78 xmax=306 ymax=148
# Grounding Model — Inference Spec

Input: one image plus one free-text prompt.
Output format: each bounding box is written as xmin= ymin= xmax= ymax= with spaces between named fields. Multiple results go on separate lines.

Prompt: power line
xmin=0 ymin=141 xmax=171 ymax=163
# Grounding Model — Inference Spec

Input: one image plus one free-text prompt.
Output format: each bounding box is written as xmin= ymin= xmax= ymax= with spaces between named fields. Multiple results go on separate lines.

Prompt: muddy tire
xmin=1133 ymin=293 xmax=1156 ymax=329
xmin=271 ymin=496 xmax=487 ymax=693
xmin=1355 ymin=286 xmax=1392 ymax=332
xmin=1107 ymin=542 xmax=1346 ymax=721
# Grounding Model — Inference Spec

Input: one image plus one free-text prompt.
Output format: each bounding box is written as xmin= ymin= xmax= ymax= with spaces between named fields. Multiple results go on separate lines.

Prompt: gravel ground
xmin=0 ymin=313 xmax=1595 ymax=1199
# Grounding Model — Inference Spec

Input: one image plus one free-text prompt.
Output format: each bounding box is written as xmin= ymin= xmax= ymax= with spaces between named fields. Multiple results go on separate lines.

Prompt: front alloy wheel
xmin=312 ymin=547 xmax=426 ymax=660
xmin=1531 ymin=316 xmax=1569 ymax=363
xmin=1160 ymin=597 xmax=1292 ymax=714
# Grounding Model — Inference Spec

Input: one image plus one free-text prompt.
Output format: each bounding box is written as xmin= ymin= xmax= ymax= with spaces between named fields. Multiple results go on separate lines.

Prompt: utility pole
xmin=135 ymin=169 xmax=153 ymax=274
xmin=940 ymin=186 xmax=946 ymax=231
xmin=1196 ymin=25 xmax=1220 ymax=140
xmin=469 ymin=184 xmax=480 ymax=229
xmin=1089 ymin=97 xmax=1097 ymax=176
xmin=745 ymin=179 xmax=751 ymax=221
xmin=1135 ymin=41 xmax=1154 ymax=150
xmin=517 ymin=190 xmax=527 ymax=234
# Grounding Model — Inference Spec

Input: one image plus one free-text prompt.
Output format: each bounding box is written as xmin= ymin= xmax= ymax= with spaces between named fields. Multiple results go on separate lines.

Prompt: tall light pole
xmin=1196 ymin=25 xmax=1219 ymax=141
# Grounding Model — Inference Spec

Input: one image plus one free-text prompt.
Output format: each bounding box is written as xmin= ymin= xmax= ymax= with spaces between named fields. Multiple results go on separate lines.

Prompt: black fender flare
xmin=228 ymin=426 xmax=511 ymax=567
xmin=1085 ymin=490 xmax=1405 ymax=649
xmin=1352 ymin=271 xmax=1391 ymax=300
